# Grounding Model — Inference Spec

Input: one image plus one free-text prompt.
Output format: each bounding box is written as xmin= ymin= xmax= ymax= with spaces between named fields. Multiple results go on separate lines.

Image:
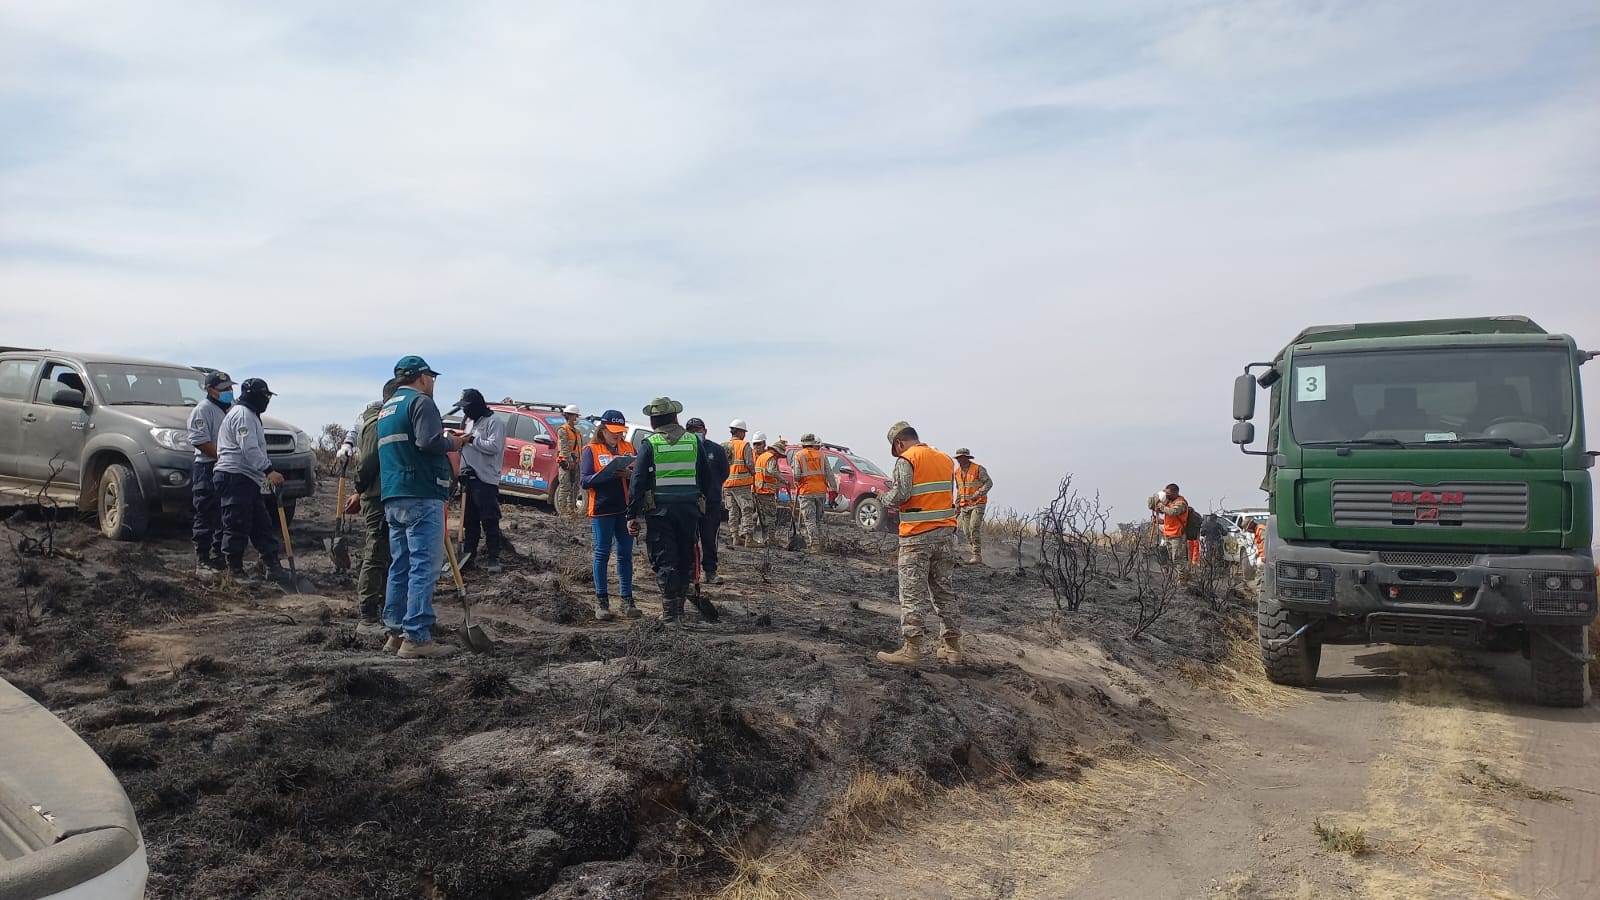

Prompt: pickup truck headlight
xmin=150 ymin=428 xmax=193 ymax=453
xmin=293 ymin=430 xmax=313 ymax=452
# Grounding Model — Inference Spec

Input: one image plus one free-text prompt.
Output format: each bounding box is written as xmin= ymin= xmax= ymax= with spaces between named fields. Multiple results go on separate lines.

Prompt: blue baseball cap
xmin=600 ymin=409 xmax=627 ymax=433
xmin=204 ymin=370 xmax=233 ymax=390
xmin=393 ymin=355 xmax=440 ymax=378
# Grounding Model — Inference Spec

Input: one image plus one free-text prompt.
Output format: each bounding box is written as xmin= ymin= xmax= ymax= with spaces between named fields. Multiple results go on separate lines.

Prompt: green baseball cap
xmin=394 ymin=355 xmax=440 ymax=378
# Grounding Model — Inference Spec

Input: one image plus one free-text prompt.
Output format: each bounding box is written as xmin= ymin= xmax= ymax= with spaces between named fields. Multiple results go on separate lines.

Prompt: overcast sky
xmin=3 ymin=1 xmax=1597 ymax=523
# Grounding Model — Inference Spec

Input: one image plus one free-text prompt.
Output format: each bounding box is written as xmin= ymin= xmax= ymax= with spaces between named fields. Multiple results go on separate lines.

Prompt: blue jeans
xmin=591 ymin=514 xmax=635 ymax=598
xmin=384 ymin=497 xmax=444 ymax=642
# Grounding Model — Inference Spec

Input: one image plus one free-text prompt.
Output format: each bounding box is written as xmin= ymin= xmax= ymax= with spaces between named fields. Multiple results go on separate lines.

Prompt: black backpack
xmin=1182 ymin=506 xmax=1204 ymax=540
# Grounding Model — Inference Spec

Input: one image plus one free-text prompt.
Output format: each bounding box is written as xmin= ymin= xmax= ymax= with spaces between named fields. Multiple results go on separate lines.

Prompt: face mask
xmin=217 ymin=391 xmax=234 ymax=404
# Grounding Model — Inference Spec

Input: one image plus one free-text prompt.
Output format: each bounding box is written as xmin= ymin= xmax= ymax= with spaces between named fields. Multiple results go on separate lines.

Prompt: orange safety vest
xmin=753 ymin=449 xmax=782 ymax=495
xmin=955 ymin=462 xmax=988 ymax=506
xmin=1161 ymin=496 xmax=1189 ymax=538
xmin=559 ymin=422 xmax=581 ymax=459
xmin=898 ymin=445 xmax=957 ymax=537
xmin=585 ymin=439 xmax=634 ymax=516
xmin=793 ymin=447 xmax=828 ymax=496
xmin=1253 ymin=521 xmax=1267 ymax=561
xmin=724 ymin=439 xmax=754 ymax=489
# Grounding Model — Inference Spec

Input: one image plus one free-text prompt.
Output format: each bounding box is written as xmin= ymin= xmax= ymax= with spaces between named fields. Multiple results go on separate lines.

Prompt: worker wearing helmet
xmin=723 ymin=418 xmax=758 ymax=547
xmin=952 ymin=448 xmax=993 ymax=565
xmin=750 ymin=432 xmax=783 ymax=547
xmin=555 ymin=404 xmax=583 ymax=519
xmin=877 ymin=421 xmax=962 ymax=667
xmin=792 ymin=434 xmax=837 ymax=554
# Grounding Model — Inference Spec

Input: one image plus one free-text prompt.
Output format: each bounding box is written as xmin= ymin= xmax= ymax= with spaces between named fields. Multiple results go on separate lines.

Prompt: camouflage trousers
xmin=726 ymin=487 xmax=756 ymax=542
xmin=897 ymin=528 xmax=960 ymax=640
xmin=1161 ymin=535 xmax=1190 ymax=571
xmin=555 ymin=462 xmax=581 ymax=518
xmin=798 ymin=494 xmax=826 ymax=551
xmin=754 ymin=493 xmax=780 ymax=545
xmin=957 ymin=504 xmax=985 ymax=557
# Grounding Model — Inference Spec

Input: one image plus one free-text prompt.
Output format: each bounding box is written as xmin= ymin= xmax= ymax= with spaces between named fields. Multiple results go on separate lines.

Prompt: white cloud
xmin=2 ymin=1 xmax=1597 ymax=520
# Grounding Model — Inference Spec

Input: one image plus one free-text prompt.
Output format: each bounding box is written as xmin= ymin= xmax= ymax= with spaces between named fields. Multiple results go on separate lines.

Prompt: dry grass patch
xmin=1458 ymin=761 xmax=1569 ymax=803
xmin=1176 ymin=615 xmax=1300 ymax=713
xmin=1313 ymin=820 xmax=1371 ymax=855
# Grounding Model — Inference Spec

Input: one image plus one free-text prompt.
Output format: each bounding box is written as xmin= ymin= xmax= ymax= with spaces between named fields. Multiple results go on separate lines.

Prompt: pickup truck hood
xmin=111 ymin=404 xmax=302 ymax=434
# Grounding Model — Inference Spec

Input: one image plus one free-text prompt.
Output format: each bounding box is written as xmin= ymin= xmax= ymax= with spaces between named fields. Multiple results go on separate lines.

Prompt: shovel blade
xmin=465 ymin=624 xmax=497 ymax=654
xmin=329 ymin=537 xmax=351 ymax=572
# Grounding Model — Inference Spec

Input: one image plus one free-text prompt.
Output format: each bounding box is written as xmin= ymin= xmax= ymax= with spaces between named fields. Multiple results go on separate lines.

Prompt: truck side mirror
xmin=52 ymin=387 xmax=87 ymax=409
xmin=1232 ymin=373 xmax=1257 ymax=421
xmin=533 ymin=434 xmax=554 ymax=447
xmin=1232 ymin=422 xmax=1255 ymax=446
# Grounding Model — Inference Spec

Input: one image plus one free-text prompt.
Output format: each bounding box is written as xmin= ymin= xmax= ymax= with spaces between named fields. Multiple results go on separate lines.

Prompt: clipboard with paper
xmin=598 ymin=454 xmax=635 ymax=477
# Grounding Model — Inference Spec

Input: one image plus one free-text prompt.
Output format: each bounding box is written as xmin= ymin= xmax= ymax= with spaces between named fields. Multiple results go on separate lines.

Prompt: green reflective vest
xmin=647 ymin=431 xmax=701 ymax=504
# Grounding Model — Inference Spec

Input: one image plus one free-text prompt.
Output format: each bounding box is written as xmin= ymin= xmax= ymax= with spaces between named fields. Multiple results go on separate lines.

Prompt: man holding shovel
xmin=351 ymin=379 xmax=398 ymax=635
xmin=627 ymin=397 xmax=720 ymax=624
xmin=378 ymin=356 xmax=471 ymax=660
xmin=213 ymin=378 xmax=289 ymax=586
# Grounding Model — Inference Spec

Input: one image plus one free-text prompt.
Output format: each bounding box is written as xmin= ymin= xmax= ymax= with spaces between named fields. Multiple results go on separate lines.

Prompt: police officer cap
xmin=239 ymin=377 xmax=275 ymax=397
xmin=643 ymin=397 xmax=684 ymax=416
xmin=204 ymin=371 xmax=233 ymax=390
xmin=685 ymin=417 xmax=707 ymax=431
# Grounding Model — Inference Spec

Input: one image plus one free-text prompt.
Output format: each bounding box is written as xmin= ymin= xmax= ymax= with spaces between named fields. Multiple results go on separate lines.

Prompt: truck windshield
xmin=1288 ymin=347 xmax=1573 ymax=448
xmin=87 ymin=364 xmax=207 ymax=407
xmin=848 ymin=454 xmax=888 ymax=477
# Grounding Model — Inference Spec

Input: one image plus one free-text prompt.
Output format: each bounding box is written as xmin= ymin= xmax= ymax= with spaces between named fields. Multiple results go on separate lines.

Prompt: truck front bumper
xmin=1269 ymin=544 xmax=1597 ymax=628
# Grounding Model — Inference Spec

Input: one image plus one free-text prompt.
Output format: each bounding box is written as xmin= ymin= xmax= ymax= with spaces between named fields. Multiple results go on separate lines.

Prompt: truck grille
xmin=1530 ymin=571 xmax=1597 ymax=616
xmin=264 ymin=430 xmax=297 ymax=455
xmin=1378 ymin=552 xmax=1475 ymax=567
xmin=1530 ymin=596 xmax=1593 ymax=616
xmin=1331 ymin=481 xmax=1528 ymax=531
xmin=1385 ymin=586 xmax=1475 ymax=605
xmin=1368 ymin=613 xmax=1482 ymax=647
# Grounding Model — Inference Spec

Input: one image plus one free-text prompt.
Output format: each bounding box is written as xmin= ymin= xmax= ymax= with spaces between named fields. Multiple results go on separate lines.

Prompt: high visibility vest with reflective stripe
xmin=724 ymin=439 xmax=754 ymax=489
xmin=955 ymin=462 xmax=988 ymax=506
xmin=647 ymin=432 xmax=701 ymax=503
xmin=753 ymin=449 xmax=781 ymax=495
xmin=898 ymin=445 xmax=957 ymax=537
xmin=559 ymin=423 xmax=581 ymax=459
xmin=586 ymin=439 xmax=634 ymax=516
xmin=793 ymin=447 xmax=828 ymax=496
xmin=1162 ymin=497 xmax=1189 ymax=538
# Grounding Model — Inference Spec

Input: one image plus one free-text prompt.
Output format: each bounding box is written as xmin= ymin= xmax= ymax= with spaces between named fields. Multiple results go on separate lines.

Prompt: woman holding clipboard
xmin=580 ymin=409 xmax=639 ymax=621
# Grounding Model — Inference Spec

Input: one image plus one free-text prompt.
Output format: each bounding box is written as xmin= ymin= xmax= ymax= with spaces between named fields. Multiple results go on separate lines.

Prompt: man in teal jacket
xmin=378 ymin=355 xmax=470 ymax=660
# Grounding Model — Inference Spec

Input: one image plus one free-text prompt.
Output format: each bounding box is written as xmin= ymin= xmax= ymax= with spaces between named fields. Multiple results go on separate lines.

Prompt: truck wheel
xmin=854 ymin=496 xmax=883 ymax=532
xmin=1529 ymin=625 xmax=1592 ymax=708
xmin=98 ymin=462 xmax=148 ymax=541
xmin=1258 ymin=597 xmax=1320 ymax=687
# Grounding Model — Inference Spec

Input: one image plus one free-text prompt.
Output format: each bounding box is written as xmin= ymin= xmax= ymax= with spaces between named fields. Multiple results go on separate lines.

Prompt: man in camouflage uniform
xmin=750 ymin=432 xmax=782 ymax=546
xmin=876 ymin=421 xmax=962 ymax=666
xmin=555 ymin=404 xmax=583 ymax=519
xmin=791 ymin=433 xmax=837 ymax=554
xmin=952 ymin=448 xmax=993 ymax=564
xmin=722 ymin=419 xmax=758 ymax=547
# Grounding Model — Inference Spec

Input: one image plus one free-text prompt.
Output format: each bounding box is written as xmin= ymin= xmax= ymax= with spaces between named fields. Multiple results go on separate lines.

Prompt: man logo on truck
xmin=1392 ymin=490 xmax=1464 ymax=521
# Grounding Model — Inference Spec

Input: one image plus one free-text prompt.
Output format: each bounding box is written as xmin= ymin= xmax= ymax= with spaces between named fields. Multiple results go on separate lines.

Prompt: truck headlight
xmin=1304 ymin=567 xmax=1322 ymax=582
xmin=293 ymin=430 xmax=312 ymax=452
xmin=1544 ymin=576 xmax=1565 ymax=591
xmin=150 ymin=428 xmax=193 ymax=452
xmin=1572 ymin=577 xmax=1592 ymax=592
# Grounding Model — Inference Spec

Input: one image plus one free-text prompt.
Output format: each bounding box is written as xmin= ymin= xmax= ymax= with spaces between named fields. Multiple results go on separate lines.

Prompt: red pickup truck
xmin=769 ymin=441 xmax=896 ymax=532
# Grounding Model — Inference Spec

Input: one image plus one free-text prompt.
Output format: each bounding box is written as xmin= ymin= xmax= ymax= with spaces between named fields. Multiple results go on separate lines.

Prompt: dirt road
xmin=819 ymin=641 xmax=1600 ymax=899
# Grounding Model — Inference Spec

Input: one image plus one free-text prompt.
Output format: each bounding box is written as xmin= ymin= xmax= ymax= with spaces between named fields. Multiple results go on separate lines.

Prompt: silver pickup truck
xmin=0 ymin=349 xmax=317 ymax=540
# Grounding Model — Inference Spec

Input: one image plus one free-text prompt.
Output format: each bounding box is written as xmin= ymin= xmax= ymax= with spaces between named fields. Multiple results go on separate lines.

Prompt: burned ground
xmin=1 ymin=494 xmax=1247 ymax=898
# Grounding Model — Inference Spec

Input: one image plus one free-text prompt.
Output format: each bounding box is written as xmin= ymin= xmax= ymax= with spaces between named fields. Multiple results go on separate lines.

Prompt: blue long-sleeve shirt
xmin=701 ymin=438 xmax=729 ymax=507
xmin=580 ymin=441 xmax=633 ymax=517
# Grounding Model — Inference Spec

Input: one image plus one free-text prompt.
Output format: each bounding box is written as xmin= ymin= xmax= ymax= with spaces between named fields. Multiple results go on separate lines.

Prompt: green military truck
xmin=1231 ymin=316 xmax=1597 ymax=707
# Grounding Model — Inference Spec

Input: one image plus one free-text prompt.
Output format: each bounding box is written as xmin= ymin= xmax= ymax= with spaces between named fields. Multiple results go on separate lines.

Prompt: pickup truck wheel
xmin=854 ymin=496 xmax=883 ymax=532
xmin=1529 ymin=625 xmax=1592 ymax=708
xmin=98 ymin=463 xmax=148 ymax=541
xmin=1258 ymin=597 xmax=1320 ymax=687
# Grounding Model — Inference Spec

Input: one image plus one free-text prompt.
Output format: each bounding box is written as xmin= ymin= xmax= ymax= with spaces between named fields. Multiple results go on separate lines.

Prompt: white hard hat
xmin=729 ymin=418 xmax=748 ymax=431
xmin=563 ymin=404 xmax=580 ymax=415
xmin=751 ymin=431 xmax=767 ymax=443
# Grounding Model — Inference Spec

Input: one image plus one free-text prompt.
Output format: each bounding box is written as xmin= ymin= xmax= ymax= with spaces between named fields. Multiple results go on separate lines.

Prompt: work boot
xmin=355 ymin=619 xmax=386 ymax=637
xmin=935 ymin=633 xmax=964 ymax=665
xmin=382 ymin=633 xmax=404 ymax=653
xmin=594 ymin=597 xmax=615 ymax=621
xmin=876 ymin=636 xmax=923 ymax=666
xmin=619 ymin=597 xmax=642 ymax=619
xmin=483 ymin=559 xmax=503 ymax=575
xmin=705 ymin=570 xmax=723 ymax=585
xmin=660 ymin=597 xmax=683 ymax=624
xmin=397 ymin=639 xmax=458 ymax=660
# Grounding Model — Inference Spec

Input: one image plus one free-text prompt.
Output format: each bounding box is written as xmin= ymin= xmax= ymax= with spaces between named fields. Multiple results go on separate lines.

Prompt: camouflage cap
xmin=954 ymin=447 xmax=972 ymax=458
xmin=642 ymin=397 xmax=684 ymax=417
xmin=886 ymin=420 xmax=911 ymax=446
xmin=800 ymin=433 xmax=819 ymax=446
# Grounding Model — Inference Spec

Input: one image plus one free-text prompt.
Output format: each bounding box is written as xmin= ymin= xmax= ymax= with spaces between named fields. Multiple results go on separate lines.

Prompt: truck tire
xmin=98 ymin=462 xmax=148 ymax=541
xmin=1258 ymin=597 xmax=1320 ymax=687
xmin=1529 ymin=625 xmax=1592 ymax=708
xmin=854 ymin=496 xmax=884 ymax=532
